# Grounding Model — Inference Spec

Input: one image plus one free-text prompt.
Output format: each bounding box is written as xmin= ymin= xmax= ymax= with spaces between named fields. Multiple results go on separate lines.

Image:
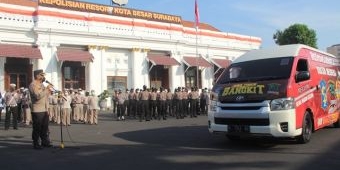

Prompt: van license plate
xmin=228 ymin=125 xmax=250 ymax=133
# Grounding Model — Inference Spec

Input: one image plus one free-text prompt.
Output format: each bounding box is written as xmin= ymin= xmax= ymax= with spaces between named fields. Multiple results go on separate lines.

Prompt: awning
xmin=183 ymin=56 xmax=212 ymax=68
xmin=211 ymin=58 xmax=231 ymax=68
xmin=147 ymin=55 xmax=180 ymax=66
xmin=57 ymin=48 xmax=93 ymax=62
xmin=0 ymin=44 xmax=42 ymax=59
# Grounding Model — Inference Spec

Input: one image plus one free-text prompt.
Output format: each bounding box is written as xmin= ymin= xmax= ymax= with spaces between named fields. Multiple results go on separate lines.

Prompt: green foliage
xmin=273 ymin=23 xmax=318 ymax=48
xmin=98 ymin=90 xmax=109 ymax=101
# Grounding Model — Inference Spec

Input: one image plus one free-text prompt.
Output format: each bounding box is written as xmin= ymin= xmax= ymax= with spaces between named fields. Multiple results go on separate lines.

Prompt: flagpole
xmin=195 ymin=0 xmax=199 ymax=88
xmin=196 ymin=26 xmax=199 ymax=88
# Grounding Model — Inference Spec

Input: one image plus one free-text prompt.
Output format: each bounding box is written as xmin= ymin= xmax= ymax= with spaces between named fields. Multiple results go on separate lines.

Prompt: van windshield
xmin=217 ymin=57 xmax=294 ymax=84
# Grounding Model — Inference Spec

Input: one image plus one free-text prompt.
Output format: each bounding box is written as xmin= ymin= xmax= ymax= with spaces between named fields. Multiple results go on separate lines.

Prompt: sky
xmin=81 ymin=0 xmax=340 ymax=51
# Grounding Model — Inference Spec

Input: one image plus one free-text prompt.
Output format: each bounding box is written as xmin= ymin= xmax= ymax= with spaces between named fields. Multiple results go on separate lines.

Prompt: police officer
xmin=112 ymin=90 xmax=118 ymax=116
xmin=140 ymin=85 xmax=150 ymax=121
xmin=150 ymin=88 xmax=157 ymax=119
xmin=29 ymin=69 xmax=52 ymax=149
xmin=124 ymin=89 xmax=130 ymax=117
xmin=158 ymin=87 xmax=167 ymax=120
xmin=134 ymin=88 xmax=140 ymax=119
xmin=166 ymin=88 xmax=173 ymax=117
xmin=200 ymin=88 xmax=209 ymax=115
xmin=189 ymin=87 xmax=199 ymax=117
xmin=4 ymin=84 xmax=20 ymax=130
xmin=174 ymin=87 xmax=183 ymax=119
xmin=128 ymin=88 xmax=135 ymax=119
xmin=82 ymin=91 xmax=90 ymax=123
xmin=182 ymin=87 xmax=189 ymax=117
xmin=116 ymin=89 xmax=125 ymax=121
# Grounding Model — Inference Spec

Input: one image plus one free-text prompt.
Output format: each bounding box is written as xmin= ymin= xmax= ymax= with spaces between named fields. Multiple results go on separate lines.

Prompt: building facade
xmin=327 ymin=44 xmax=340 ymax=58
xmin=0 ymin=0 xmax=261 ymax=95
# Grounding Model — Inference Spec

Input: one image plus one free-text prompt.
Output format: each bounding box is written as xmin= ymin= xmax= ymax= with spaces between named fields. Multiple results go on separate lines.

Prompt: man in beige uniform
xmin=73 ymin=90 xmax=83 ymax=122
xmin=48 ymin=92 xmax=54 ymax=122
xmin=29 ymin=69 xmax=52 ymax=150
xmin=51 ymin=93 xmax=60 ymax=124
xmin=140 ymin=85 xmax=150 ymax=121
xmin=4 ymin=84 xmax=20 ymax=130
xmin=88 ymin=90 xmax=99 ymax=125
xmin=82 ymin=91 xmax=90 ymax=124
xmin=158 ymin=87 xmax=167 ymax=120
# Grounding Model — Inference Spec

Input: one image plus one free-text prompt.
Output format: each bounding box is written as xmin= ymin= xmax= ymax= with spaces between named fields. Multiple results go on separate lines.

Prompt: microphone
xmin=45 ymin=80 xmax=54 ymax=86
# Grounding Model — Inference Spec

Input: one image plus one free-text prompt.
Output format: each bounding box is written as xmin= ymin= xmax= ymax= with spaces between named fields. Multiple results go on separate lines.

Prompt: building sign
xmin=112 ymin=7 xmax=182 ymax=24
xmin=38 ymin=0 xmax=182 ymax=24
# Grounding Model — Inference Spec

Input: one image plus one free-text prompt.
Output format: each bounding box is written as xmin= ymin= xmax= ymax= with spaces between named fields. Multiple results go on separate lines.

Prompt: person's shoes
xmin=14 ymin=127 xmax=18 ymax=130
xmin=122 ymin=116 xmax=125 ymax=120
xmin=42 ymin=143 xmax=53 ymax=148
xmin=33 ymin=144 xmax=43 ymax=150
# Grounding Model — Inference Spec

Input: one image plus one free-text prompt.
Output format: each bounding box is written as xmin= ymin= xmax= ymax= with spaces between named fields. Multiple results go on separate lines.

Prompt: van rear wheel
xmin=297 ymin=112 xmax=312 ymax=144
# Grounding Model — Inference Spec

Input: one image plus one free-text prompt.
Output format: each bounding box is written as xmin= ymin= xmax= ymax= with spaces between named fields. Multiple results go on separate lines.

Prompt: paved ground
xmin=1 ymin=111 xmax=340 ymax=170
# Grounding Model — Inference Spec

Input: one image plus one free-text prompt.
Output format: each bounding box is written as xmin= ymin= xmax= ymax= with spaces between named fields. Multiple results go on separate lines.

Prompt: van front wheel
xmin=333 ymin=116 xmax=340 ymax=128
xmin=297 ymin=112 xmax=313 ymax=144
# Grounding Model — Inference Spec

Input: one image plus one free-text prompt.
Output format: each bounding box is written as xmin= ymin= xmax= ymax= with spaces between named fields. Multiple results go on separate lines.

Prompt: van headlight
xmin=209 ymin=92 xmax=218 ymax=111
xmin=270 ymin=98 xmax=295 ymax=111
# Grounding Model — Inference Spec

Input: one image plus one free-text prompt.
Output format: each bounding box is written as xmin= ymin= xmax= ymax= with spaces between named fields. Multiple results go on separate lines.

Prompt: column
xmin=202 ymin=54 xmax=214 ymax=90
xmin=38 ymin=44 xmax=59 ymax=89
xmin=131 ymin=48 xmax=149 ymax=88
xmin=88 ymin=46 xmax=102 ymax=93
xmin=171 ymin=51 xmax=185 ymax=90
xmin=0 ymin=57 xmax=5 ymax=92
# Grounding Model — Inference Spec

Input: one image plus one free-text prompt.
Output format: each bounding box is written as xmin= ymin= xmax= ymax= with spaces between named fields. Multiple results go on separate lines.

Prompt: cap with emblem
xmin=33 ymin=69 xmax=45 ymax=77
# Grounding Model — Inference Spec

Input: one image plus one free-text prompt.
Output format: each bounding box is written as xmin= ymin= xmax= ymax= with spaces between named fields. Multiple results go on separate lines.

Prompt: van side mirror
xmin=295 ymin=71 xmax=310 ymax=82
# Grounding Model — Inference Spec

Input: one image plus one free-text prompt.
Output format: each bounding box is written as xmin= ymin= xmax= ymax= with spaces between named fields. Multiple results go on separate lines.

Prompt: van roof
xmin=233 ymin=44 xmax=336 ymax=63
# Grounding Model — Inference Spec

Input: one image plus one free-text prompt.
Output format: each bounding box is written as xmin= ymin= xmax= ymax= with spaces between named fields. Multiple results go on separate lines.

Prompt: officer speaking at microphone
xmin=28 ymin=69 xmax=53 ymax=150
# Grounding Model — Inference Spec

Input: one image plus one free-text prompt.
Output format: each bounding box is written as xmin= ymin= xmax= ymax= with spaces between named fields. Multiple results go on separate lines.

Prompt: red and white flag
xmin=195 ymin=0 xmax=200 ymax=28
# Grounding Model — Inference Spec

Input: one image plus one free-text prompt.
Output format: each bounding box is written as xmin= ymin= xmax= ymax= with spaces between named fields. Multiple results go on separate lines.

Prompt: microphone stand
xmin=56 ymin=92 xmax=79 ymax=150
xmin=57 ymin=92 xmax=65 ymax=149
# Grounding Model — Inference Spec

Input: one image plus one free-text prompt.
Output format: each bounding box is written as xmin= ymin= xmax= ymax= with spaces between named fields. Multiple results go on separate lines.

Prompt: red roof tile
xmin=147 ymin=55 xmax=180 ymax=66
xmin=211 ymin=58 xmax=231 ymax=68
xmin=0 ymin=0 xmax=37 ymax=7
xmin=57 ymin=48 xmax=93 ymax=62
xmin=0 ymin=43 xmax=42 ymax=59
xmin=182 ymin=20 xmax=221 ymax=32
xmin=183 ymin=56 xmax=212 ymax=67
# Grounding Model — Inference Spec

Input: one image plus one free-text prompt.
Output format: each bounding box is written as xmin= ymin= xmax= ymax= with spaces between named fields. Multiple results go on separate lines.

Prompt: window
xmin=295 ymin=59 xmax=310 ymax=83
xmin=62 ymin=62 xmax=85 ymax=90
xmin=217 ymin=57 xmax=293 ymax=84
xmin=296 ymin=59 xmax=308 ymax=72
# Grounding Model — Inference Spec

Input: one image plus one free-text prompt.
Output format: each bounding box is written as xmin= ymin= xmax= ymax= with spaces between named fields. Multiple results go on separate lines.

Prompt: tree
xmin=273 ymin=23 xmax=318 ymax=48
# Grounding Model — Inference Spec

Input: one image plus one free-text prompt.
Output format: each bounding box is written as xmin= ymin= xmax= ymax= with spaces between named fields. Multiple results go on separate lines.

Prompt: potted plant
xmin=98 ymin=90 xmax=109 ymax=110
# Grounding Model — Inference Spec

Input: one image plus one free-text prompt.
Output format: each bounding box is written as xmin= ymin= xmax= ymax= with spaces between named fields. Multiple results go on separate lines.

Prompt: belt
xmin=8 ymin=105 xmax=17 ymax=107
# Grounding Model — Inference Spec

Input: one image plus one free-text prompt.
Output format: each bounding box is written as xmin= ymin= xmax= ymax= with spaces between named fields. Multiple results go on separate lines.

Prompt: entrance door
xmin=150 ymin=65 xmax=170 ymax=89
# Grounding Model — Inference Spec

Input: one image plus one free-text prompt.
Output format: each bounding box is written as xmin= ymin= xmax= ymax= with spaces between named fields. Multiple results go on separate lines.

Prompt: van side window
xmin=295 ymin=59 xmax=310 ymax=83
xmin=297 ymin=59 xmax=308 ymax=72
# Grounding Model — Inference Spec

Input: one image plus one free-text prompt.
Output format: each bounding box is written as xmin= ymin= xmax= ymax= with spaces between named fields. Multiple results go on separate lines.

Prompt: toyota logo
xmin=235 ymin=96 xmax=245 ymax=102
